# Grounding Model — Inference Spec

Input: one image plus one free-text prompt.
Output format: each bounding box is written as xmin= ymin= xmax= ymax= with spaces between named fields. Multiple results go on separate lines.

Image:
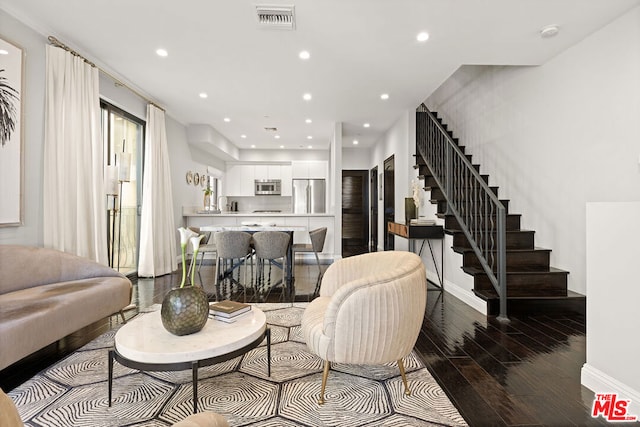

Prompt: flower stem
xmin=180 ymin=244 xmax=187 ymax=288
xmin=191 ymin=249 xmax=199 ymax=285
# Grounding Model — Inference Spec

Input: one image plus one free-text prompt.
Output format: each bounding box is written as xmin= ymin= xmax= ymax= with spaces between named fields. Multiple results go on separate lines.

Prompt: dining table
xmin=200 ymin=224 xmax=307 ymax=301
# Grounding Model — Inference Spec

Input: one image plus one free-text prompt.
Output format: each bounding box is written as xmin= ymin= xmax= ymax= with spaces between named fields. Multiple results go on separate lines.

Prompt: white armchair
xmin=301 ymin=251 xmax=427 ymax=404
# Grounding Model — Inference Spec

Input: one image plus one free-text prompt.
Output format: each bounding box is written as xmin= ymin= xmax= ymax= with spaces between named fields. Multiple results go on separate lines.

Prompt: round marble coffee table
xmin=108 ymin=307 xmax=270 ymax=413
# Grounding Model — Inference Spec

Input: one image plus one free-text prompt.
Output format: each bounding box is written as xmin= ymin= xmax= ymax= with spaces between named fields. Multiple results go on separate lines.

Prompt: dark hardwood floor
xmin=0 ymin=262 xmax=601 ymax=426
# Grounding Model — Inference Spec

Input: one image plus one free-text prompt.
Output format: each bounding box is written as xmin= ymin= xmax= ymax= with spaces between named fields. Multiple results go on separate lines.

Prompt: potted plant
xmin=203 ymin=187 xmax=212 ymax=211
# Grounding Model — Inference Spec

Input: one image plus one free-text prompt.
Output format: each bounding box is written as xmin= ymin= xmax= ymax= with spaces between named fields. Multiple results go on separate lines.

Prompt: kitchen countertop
xmin=182 ymin=207 xmax=334 ymax=217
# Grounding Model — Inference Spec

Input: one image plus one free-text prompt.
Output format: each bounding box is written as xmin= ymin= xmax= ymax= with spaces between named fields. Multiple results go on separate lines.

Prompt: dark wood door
xmin=384 ymin=155 xmax=395 ymax=250
xmin=342 ymin=170 xmax=369 ymax=257
xmin=370 ymin=166 xmax=378 ymax=252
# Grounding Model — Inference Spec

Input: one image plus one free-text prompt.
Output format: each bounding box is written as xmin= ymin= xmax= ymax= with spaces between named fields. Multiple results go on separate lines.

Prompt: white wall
xmin=331 ymin=122 xmax=343 ymax=257
xmin=0 ymin=9 xmax=46 ymax=246
xmin=425 ymin=6 xmax=640 ymax=296
xmin=371 ymin=110 xmax=413 ymax=252
xmin=342 ymin=147 xmax=371 ymax=170
xmin=0 ymin=8 xmax=216 ymax=258
xmin=165 ymin=116 xmax=214 ymax=230
xmin=239 ymin=149 xmax=329 ymax=162
xmin=583 ymin=202 xmax=640 ymax=414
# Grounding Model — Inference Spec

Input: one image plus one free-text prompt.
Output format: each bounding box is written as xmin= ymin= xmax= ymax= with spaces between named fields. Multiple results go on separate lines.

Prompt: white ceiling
xmin=1 ymin=0 xmax=638 ymax=153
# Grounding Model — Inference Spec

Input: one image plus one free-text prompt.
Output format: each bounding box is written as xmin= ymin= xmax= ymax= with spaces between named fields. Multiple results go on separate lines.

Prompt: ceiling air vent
xmin=255 ymin=5 xmax=295 ymax=30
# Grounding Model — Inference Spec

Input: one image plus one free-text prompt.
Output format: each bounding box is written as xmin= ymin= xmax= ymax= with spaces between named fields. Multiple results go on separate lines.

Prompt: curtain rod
xmin=47 ymin=36 xmax=165 ymax=112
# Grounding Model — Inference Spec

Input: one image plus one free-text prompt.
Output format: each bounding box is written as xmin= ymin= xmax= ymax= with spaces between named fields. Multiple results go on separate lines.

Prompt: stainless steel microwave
xmin=255 ymin=179 xmax=281 ymax=195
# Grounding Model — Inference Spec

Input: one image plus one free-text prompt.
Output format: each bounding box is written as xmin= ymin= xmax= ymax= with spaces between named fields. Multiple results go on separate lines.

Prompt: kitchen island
xmin=182 ymin=207 xmax=335 ymax=257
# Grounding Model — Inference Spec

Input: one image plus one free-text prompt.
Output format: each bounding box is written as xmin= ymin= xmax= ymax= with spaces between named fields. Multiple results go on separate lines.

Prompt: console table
xmin=388 ymin=221 xmax=444 ymax=290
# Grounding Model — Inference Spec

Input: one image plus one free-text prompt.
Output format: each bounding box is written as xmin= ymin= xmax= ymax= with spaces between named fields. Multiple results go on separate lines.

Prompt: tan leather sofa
xmin=301 ymin=250 xmax=427 ymax=404
xmin=0 ymin=245 xmax=132 ymax=371
xmin=0 ymin=388 xmax=229 ymax=427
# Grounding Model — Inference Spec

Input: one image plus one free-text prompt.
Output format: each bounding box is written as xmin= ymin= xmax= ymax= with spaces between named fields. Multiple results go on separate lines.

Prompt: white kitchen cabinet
xmin=224 ymin=165 xmax=242 ymax=196
xmin=225 ymin=165 xmax=254 ymax=196
xmin=240 ymin=165 xmax=255 ymax=196
xmin=291 ymin=160 xmax=327 ymax=179
xmin=281 ymin=165 xmax=292 ymax=196
xmin=291 ymin=161 xmax=307 ymax=179
xmin=267 ymin=165 xmax=281 ymax=179
xmin=254 ymin=165 xmax=268 ymax=179
xmin=307 ymin=161 xmax=327 ymax=179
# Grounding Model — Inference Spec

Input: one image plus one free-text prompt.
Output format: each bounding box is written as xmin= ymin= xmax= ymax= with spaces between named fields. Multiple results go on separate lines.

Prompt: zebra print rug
xmin=9 ymin=303 xmax=467 ymax=426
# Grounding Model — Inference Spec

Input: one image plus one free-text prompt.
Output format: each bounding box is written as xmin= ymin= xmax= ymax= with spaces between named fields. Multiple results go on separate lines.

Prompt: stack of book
xmin=209 ymin=300 xmax=251 ymax=323
xmin=410 ymin=218 xmax=436 ymax=225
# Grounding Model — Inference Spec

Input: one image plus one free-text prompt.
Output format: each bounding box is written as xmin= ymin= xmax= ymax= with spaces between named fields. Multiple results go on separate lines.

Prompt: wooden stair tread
xmin=453 ymin=246 xmax=551 ymax=255
xmin=462 ymin=265 xmax=568 ymax=275
xmin=474 ymin=289 xmax=584 ymax=301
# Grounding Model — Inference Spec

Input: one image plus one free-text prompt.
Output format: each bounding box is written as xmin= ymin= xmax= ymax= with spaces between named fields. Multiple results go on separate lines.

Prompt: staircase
xmin=415 ymin=106 xmax=584 ymax=317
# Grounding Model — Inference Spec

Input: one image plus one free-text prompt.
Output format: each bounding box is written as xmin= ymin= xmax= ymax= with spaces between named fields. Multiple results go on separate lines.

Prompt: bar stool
xmin=187 ymin=227 xmax=217 ymax=280
xmin=251 ymin=231 xmax=291 ymax=301
xmin=292 ymin=227 xmax=327 ymax=295
xmin=214 ymin=231 xmax=253 ymax=301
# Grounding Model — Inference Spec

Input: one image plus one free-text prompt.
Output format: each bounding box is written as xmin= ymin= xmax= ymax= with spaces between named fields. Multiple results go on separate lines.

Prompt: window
xmin=101 ymin=101 xmax=144 ymax=275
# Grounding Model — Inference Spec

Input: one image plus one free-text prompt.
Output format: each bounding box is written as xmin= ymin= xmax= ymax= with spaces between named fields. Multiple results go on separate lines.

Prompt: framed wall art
xmin=0 ymin=36 xmax=24 ymax=226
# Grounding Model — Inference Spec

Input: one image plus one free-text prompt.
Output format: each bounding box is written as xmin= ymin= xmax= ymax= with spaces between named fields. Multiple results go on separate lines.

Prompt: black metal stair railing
xmin=416 ymin=104 xmax=508 ymax=321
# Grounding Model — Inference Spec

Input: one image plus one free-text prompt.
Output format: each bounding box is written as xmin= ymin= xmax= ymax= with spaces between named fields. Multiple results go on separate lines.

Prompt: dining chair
xmin=187 ymin=227 xmax=217 ymax=279
xmin=213 ymin=231 xmax=252 ymax=301
xmin=292 ymin=227 xmax=327 ymax=295
xmin=251 ymin=231 xmax=291 ymax=302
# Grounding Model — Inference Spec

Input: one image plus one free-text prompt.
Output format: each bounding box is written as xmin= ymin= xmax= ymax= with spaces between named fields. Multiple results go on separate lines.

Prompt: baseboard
xmin=439 ymin=277 xmax=487 ymax=315
xmin=582 ymin=363 xmax=640 ymax=416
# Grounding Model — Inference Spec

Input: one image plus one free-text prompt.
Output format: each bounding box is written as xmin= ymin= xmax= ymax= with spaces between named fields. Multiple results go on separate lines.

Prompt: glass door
xmin=101 ymin=101 xmax=144 ymax=275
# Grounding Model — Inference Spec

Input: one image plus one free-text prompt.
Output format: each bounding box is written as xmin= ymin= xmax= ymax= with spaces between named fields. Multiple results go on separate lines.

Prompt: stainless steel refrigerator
xmin=292 ymin=179 xmax=326 ymax=213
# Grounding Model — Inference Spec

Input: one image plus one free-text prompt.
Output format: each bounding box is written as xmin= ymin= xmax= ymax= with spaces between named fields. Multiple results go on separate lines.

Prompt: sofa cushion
xmin=0 ymin=245 xmax=125 ymax=295
xmin=0 ymin=276 xmax=131 ymax=370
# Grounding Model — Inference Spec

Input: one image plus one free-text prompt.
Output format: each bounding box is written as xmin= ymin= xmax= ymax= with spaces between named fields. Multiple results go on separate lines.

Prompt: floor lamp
xmin=115 ymin=146 xmax=131 ymax=271
xmin=106 ymin=165 xmax=119 ymax=269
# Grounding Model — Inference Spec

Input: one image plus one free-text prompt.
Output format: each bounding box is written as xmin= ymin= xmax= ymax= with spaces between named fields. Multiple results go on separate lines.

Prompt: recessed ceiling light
xmin=307 ymin=136 xmax=313 ymax=140
xmin=363 ymin=123 xmax=370 ymax=128
xmin=241 ymin=134 xmax=247 ymax=139
xmin=416 ymin=32 xmax=429 ymax=42
xmin=156 ymin=48 xmax=168 ymax=57
xmin=380 ymin=93 xmax=389 ymax=100
xmin=299 ymin=50 xmax=310 ymax=60
xmin=275 ymin=135 xmax=280 ymax=139
xmin=199 ymin=93 xmax=208 ymax=99
xmin=305 ymin=118 xmax=312 ymax=124
xmin=303 ymin=93 xmax=312 ymax=101
xmin=280 ymin=145 xmax=285 ymax=149
xmin=251 ymin=144 xmax=256 ymax=148
xmin=0 ymin=49 xmax=8 ymax=55
xmin=307 ymin=145 xmax=313 ymax=149
xmin=540 ymin=25 xmax=560 ymax=39
xmin=353 ymin=140 xmax=359 ymax=145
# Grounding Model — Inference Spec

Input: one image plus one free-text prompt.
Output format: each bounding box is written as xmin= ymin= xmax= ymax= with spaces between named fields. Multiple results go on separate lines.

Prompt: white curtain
xmin=43 ymin=45 xmax=107 ymax=264
xmin=137 ymin=104 xmax=177 ymax=277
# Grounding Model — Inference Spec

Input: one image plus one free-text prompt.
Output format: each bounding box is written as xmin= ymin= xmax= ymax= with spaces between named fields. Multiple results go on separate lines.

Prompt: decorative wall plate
xmin=201 ymin=174 xmax=207 ymax=187
xmin=186 ymin=171 xmax=193 ymax=184
xmin=194 ymin=173 xmax=200 ymax=186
